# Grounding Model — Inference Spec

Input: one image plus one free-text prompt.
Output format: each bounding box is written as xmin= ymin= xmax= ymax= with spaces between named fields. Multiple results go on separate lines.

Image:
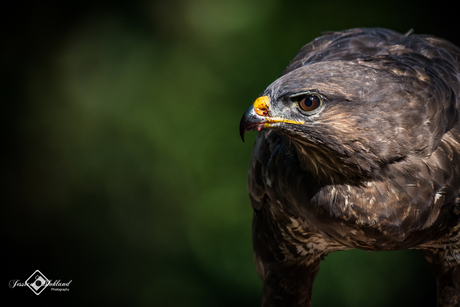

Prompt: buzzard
xmin=240 ymin=28 xmax=460 ymax=307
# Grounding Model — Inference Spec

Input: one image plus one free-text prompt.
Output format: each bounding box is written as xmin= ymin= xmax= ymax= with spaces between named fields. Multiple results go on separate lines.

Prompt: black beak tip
xmin=239 ymin=116 xmax=246 ymax=142
xmin=240 ymin=105 xmax=265 ymax=143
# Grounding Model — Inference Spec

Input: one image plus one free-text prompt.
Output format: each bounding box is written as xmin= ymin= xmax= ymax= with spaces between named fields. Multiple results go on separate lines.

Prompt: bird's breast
xmin=252 ymin=132 xmax=460 ymax=251
xmin=262 ymin=160 xmax=447 ymax=251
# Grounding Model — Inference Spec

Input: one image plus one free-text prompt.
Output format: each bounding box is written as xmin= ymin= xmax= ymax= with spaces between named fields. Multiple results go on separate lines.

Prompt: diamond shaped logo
xmin=25 ymin=270 xmax=50 ymax=295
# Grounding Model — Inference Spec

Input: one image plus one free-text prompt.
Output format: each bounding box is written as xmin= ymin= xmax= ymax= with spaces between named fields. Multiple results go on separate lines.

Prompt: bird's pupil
xmin=305 ymin=97 xmax=313 ymax=107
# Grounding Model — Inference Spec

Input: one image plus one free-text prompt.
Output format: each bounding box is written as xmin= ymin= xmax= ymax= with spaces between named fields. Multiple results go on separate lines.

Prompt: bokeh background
xmin=4 ymin=0 xmax=459 ymax=306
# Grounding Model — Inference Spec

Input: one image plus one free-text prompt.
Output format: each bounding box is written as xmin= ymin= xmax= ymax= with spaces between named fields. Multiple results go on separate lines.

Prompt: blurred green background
xmin=4 ymin=0 xmax=458 ymax=306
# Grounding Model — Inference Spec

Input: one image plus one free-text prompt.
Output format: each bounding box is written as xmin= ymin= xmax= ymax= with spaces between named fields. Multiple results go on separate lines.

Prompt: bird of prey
xmin=240 ymin=28 xmax=460 ymax=307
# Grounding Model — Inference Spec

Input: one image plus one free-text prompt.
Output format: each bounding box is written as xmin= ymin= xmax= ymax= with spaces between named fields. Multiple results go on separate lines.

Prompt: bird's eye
xmin=298 ymin=94 xmax=321 ymax=112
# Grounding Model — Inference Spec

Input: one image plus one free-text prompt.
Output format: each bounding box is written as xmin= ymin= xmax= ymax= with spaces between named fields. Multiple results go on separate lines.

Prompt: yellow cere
xmin=253 ymin=95 xmax=305 ymax=126
xmin=253 ymin=96 xmax=270 ymax=116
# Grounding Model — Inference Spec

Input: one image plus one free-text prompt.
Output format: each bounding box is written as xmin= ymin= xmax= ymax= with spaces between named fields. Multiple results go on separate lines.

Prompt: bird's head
xmin=240 ymin=60 xmax=455 ymax=182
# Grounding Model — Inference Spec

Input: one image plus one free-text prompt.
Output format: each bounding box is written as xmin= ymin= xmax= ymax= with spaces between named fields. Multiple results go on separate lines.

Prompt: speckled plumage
xmin=240 ymin=28 xmax=460 ymax=306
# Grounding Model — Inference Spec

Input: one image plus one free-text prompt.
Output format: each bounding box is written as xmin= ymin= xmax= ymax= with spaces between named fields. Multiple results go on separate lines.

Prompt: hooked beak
xmin=239 ymin=96 xmax=304 ymax=142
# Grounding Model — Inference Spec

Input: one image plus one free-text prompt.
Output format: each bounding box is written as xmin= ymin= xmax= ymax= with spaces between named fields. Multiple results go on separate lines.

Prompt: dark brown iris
xmin=299 ymin=95 xmax=321 ymax=112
